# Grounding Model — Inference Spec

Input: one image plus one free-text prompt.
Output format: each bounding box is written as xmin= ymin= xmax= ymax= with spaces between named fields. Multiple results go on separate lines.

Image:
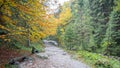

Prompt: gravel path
xmin=19 ymin=43 xmax=90 ymax=68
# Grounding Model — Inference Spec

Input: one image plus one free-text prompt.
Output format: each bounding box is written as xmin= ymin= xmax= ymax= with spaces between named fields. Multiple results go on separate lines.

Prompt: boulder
xmin=32 ymin=47 xmax=39 ymax=54
xmin=62 ymin=52 xmax=67 ymax=55
xmin=36 ymin=53 xmax=48 ymax=59
xmin=48 ymin=40 xmax=58 ymax=46
xmin=9 ymin=59 xmax=19 ymax=65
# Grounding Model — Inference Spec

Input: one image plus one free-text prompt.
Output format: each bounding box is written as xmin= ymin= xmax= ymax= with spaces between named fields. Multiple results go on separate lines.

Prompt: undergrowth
xmin=0 ymin=42 xmax=44 ymax=68
xmin=75 ymin=50 xmax=120 ymax=68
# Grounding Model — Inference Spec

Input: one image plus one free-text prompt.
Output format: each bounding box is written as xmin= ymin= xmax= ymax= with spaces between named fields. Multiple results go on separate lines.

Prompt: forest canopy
xmin=0 ymin=0 xmax=120 ymax=68
xmin=56 ymin=0 xmax=120 ymax=57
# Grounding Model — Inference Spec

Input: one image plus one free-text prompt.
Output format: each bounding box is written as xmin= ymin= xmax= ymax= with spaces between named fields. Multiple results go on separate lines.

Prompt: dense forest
xmin=56 ymin=0 xmax=120 ymax=57
xmin=0 ymin=0 xmax=120 ymax=68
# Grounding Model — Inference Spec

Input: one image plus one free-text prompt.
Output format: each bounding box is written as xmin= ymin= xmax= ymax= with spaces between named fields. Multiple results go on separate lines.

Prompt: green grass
xmin=13 ymin=42 xmax=45 ymax=52
xmin=15 ymin=45 xmax=31 ymax=51
xmin=31 ymin=43 xmax=45 ymax=52
xmin=5 ymin=64 xmax=18 ymax=68
xmin=75 ymin=50 xmax=120 ymax=68
xmin=56 ymin=45 xmax=120 ymax=68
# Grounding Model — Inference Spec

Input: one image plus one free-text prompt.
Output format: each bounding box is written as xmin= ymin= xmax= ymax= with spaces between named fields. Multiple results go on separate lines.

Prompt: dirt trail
xmin=19 ymin=43 xmax=90 ymax=68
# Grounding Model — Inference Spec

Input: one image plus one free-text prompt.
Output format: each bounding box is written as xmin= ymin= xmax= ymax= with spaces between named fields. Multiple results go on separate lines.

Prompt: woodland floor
xmin=0 ymin=46 xmax=30 ymax=68
xmin=19 ymin=42 xmax=90 ymax=68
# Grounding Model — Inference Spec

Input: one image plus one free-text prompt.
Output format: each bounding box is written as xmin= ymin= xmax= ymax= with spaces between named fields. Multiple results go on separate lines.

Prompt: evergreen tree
xmin=89 ymin=0 xmax=114 ymax=52
xmin=103 ymin=0 xmax=120 ymax=56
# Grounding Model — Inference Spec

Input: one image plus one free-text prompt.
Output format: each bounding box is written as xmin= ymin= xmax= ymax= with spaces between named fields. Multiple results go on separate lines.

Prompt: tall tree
xmin=89 ymin=0 xmax=114 ymax=52
xmin=0 ymin=0 xmax=45 ymax=46
xmin=103 ymin=0 xmax=120 ymax=56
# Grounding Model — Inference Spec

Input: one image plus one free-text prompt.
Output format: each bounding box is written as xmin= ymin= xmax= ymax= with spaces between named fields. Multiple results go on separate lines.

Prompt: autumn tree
xmin=0 ymin=0 xmax=46 ymax=46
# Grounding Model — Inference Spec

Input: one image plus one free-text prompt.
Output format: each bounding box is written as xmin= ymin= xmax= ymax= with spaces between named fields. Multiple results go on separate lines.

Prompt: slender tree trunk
xmin=27 ymin=27 xmax=30 ymax=47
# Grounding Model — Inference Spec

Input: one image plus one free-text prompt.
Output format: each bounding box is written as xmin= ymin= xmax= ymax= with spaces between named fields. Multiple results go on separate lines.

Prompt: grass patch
xmin=13 ymin=41 xmax=45 ymax=52
xmin=15 ymin=45 xmax=31 ymax=51
xmin=75 ymin=50 xmax=120 ymax=68
xmin=58 ymin=47 xmax=120 ymax=68
xmin=5 ymin=64 xmax=18 ymax=68
xmin=31 ymin=42 xmax=45 ymax=52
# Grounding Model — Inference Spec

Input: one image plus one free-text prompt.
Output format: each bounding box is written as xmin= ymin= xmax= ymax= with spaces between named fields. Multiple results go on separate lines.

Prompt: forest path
xmin=19 ymin=42 xmax=90 ymax=68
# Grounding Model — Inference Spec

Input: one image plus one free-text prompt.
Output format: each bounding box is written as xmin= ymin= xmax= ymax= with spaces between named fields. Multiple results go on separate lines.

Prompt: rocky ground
xmin=19 ymin=42 xmax=90 ymax=68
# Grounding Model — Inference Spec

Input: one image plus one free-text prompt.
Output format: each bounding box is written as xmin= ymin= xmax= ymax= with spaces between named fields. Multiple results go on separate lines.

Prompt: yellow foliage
xmin=0 ymin=0 xmax=71 ymax=44
xmin=37 ymin=7 xmax=72 ymax=37
xmin=0 ymin=25 xmax=10 ymax=31
xmin=59 ymin=8 xmax=72 ymax=25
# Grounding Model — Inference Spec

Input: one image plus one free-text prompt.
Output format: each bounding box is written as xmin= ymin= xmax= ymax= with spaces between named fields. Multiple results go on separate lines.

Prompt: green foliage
xmin=88 ymin=0 xmax=114 ymax=52
xmin=76 ymin=51 xmax=120 ymax=68
xmin=64 ymin=23 xmax=78 ymax=50
xmin=95 ymin=59 xmax=112 ymax=68
xmin=102 ymin=0 xmax=120 ymax=56
xmin=56 ymin=0 xmax=120 ymax=57
xmin=5 ymin=64 xmax=18 ymax=68
xmin=60 ymin=0 xmax=93 ymax=51
xmin=31 ymin=42 xmax=44 ymax=52
xmin=13 ymin=41 xmax=44 ymax=52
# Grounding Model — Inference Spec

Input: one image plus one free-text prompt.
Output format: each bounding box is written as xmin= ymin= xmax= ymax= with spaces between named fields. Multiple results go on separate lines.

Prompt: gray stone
xmin=62 ymin=52 xmax=67 ymax=55
xmin=48 ymin=40 xmax=58 ymax=46
xmin=36 ymin=53 xmax=49 ymax=59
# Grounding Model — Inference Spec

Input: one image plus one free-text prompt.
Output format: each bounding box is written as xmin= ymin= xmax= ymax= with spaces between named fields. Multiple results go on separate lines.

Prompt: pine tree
xmin=103 ymin=0 xmax=120 ymax=56
xmin=89 ymin=0 xmax=114 ymax=52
